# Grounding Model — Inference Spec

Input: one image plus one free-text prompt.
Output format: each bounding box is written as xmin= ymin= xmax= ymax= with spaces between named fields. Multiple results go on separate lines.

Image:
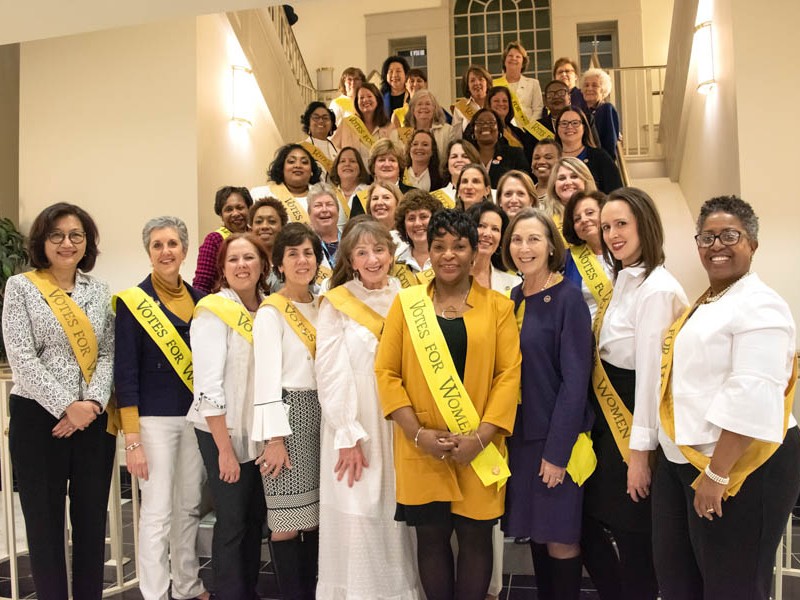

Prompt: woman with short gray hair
xmin=581 ymin=67 xmax=621 ymax=160
xmin=114 ymin=216 xmax=209 ymax=600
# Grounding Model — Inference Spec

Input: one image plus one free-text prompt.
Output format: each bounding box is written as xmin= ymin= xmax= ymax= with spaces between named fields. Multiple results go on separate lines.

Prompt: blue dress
xmin=503 ymin=279 xmax=594 ymax=544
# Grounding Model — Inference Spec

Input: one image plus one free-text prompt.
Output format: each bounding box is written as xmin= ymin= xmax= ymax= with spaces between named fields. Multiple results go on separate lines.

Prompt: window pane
xmin=488 ymin=54 xmax=502 ymax=75
xmin=503 ymin=0 xmax=516 ymax=11
xmin=454 ymin=0 xmax=470 ymax=15
xmin=454 ymin=16 xmax=468 ymax=36
xmin=455 ymin=37 xmax=469 ymax=57
xmin=519 ymin=10 xmax=533 ymax=29
xmin=487 ymin=33 xmax=501 ymax=53
xmin=470 ymin=14 xmax=485 ymax=34
xmin=486 ymin=0 xmax=500 ymax=11
xmin=520 ymin=31 xmax=534 ymax=50
xmin=536 ymin=30 xmax=550 ymax=49
xmin=503 ymin=32 xmax=518 ymax=48
xmin=597 ymin=39 xmax=612 ymax=53
xmin=455 ymin=57 xmax=470 ymax=76
xmin=472 ymin=36 xmax=486 ymax=54
xmin=487 ymin=13 xmax=501 ymax=31
xmin=537 ymin=50 xmax=551 ymax=71
xmin=535 ymin=9 xmax=550 ymax=29
xmin=600 ymin=54 xmax=614 ymax=69
xmin=534 ymin=0 xmax=549 ymax=8
xmin=503 ymin=12 xmax=518 ymax=31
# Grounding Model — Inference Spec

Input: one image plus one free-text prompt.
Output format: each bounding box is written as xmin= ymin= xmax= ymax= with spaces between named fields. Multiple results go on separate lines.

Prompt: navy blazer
xmin=114 ymin=275 xmax=206 ymax=417
xmin=582 ymin=146 xmax=623 ymax=194
xmin=488 ymin=142 xmax=531 ymax=188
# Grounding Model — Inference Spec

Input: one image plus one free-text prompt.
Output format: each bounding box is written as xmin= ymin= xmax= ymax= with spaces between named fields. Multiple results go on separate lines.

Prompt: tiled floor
xmin=1 ymin=474 xmax=798 ymax=599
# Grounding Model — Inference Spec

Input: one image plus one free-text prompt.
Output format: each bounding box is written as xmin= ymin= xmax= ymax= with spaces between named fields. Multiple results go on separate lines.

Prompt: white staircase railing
xmin=266 ymin=5 xmax=317 ymax=107
xmin=607 ymin=65 xmax=667 ymax=161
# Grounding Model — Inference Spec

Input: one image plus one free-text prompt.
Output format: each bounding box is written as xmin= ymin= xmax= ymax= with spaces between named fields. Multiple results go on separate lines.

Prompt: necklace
xmin=433 ymin=286 xmax=470 ymax=320
xmin=562 ymin=144 xmax=584 ymax=157
xmin=703 ymin=272 xmax=748 ymax=303
xmin=523 ymin=271 xmax=553 ymax=296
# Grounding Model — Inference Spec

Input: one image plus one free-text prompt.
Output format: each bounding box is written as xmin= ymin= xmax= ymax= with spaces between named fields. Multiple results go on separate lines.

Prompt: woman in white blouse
xmin=403 ymin=129 xmax=444 ymax=192
xmin=581 ymin=188 xmax=688 ymax=600
xmin=494 ymin=41 xmax=544 ymax=122
xmin=3 ymin=203 xmax=115 ymax=600
xmin=393 ymin=189 xmax=443 ymax=276
xmin=253 ymin=223 xmax=322 ymax=598
xmin=316 ymin=216 xmax=420 ymax=599
xmin=188 ymin=232 xmax=269 ymax=600
xmin=653 ymin=196 xmax=800 ymax=600
xmin=440 ymin=139 xmax=480 ymax=205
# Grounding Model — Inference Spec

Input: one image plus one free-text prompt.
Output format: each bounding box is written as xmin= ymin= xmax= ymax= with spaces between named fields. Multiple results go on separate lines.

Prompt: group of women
xmin=1 ymin=44 xmax=797 ymax=600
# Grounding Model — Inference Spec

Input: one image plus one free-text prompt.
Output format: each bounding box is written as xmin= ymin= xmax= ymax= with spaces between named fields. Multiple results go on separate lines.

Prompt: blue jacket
xmin=114 ymin=275 xmax=206 ymax=417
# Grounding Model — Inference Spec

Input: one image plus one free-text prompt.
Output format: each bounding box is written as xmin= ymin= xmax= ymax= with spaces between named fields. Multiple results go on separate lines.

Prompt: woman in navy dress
xmin=502 ymin=208 xmax=594 ymax=600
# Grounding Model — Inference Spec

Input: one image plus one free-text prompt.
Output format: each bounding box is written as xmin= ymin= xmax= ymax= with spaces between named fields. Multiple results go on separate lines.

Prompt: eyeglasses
xmin=546 ymin=89 xmax=568 ymax=98
xmin=694 ymin=229 xmax=744 ymax=248
xmin=475 ymin=121 xmax=498 ymax=130
xmin=558 ymin=120 xmax=583 ymax=129
xmin=48 ymin=231 xmax=86 ymax=245
xmin=555 ymin=68 xmax=576 ymax=76
xmin=310 ymin=114 xmax=331 ymax=122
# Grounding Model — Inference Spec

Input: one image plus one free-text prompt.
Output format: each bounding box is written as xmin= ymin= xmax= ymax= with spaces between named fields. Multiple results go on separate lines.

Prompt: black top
xmin=437 ymin=316 xmax=467 ymax=382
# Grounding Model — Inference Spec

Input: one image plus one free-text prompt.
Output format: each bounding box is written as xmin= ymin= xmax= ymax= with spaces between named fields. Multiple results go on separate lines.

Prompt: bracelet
xmin=414 ymin=426 xmax=425 ymax=448
xmin=125 ymin=442 xmax=141 ymax=452
xmin=267 ymin=439 xmax=284 ymax=446
xmin=475 ymin=431 xmax=485 ymax=450
xmin=704 ymin=464 xmax=730 ymax=486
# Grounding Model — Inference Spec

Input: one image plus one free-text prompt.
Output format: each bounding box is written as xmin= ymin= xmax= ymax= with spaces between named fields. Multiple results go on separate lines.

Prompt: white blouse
xmin=252 ymin=296 xmax=319 ymax=441
xmin=598 ymin=265 xmax=688 ymax=452
xmin=395 ymin=243 xmax=431 ymax=272
xmin=188 ymin=287 xmax=261 ymax=462
xmin=659 ymin=273 xmax=797 ymax=463
xmin=581 ymin=254 xmax=615 ymax=320
xmin=249 ymin=184 xmax=308 ymax=219
xmin=403 ymin=167 xmax=431 ymax=192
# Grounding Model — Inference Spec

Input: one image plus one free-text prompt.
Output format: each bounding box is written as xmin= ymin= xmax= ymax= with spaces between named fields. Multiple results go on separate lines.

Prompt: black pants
xmin=196 ymin=429 xmax=267 ymax=600
xmin=9 ymin=395 xmax=116 ymax=600
xmin=652 ymin=428 xmax=800 ymax=600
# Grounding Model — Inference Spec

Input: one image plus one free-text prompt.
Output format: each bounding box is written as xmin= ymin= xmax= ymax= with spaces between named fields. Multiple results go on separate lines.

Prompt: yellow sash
xmin=335 ymin=188 xmax=351 ymax=220
xmin=353 ymin=189 xmax=369 ymax=214
xmin=315 ymin=264 xmax=333 ymax=286
xmin=502 ymin=128 xmax=523 ymax=148
xmin=591 ymin=291 xmax=634 ymax=463
xmin=324 ymin=285 xmax=384 ymax=340
xmin=391 ymin=263 xmax=435 ymax=288
xmin=455 ymin=98 xmax=478 ymax=123
xmin=493 ymin=76 xmax=555 ymax=142
xmin=194 ymin=295 xmax=254 ymax=344
xmin=570 ymin=245 xmax=612 ymax=307
xmin=399 ymin=285 xmax=510 ymax=487
xmin=300 ymin=141 xmax=333 ymax=174
xmin=659 ymin=294 xmax=797 ymax=498
xmin=513 ymin=279 xmax=596 ymax=485
xmin=216 ymin=226 xmax=231 ymax=239
xmin=260 ymin=294 xmax=317 ymax=358
xmin=393 ymin=105 xmax=409 ymax=128
xmin=269 ymin=184 xmax=310 ymax=224
xmin=113 ymin=287 xmax=194 ymax=392
xmin=344 ymin=114 xmax=376 ymax=149
xmin=396 ymin=127 xmax=414 ymax=147
xmin=552 ymin=213 xmax=570 ymax=249
xmin=334 ymin=96 xmax=355 ymax=116
xmin=430 ymin=189 xmax=456 ymax=209
xmin=25 ymin=270 xmax=98 ymax=384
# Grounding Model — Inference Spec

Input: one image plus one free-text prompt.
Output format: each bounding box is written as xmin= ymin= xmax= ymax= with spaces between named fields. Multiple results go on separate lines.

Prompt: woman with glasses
xmin=329 ymin=67 xmax=365 ymax=125
xmin=3 ymin=203 xmax=115 ymax=599
xmin=581 ymin=188 xmax=687 ymax=600
xmin=553 ymin=57 xmax=588 ymax=113
xmin=538 ymin=80 xmax=572 ymax=135
xmin=653 ymin=196 xmax=800 ymax=600
xmin=554 ymin=107 xmax=622 ymax=194
xmin=464 ymin=108 xmax=529 ymax=188
xmin=300 ymin=101 xmax=339 ymax=181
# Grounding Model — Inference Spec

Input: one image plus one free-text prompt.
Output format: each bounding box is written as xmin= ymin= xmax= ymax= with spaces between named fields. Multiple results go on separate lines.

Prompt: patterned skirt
xmin=262 ymin=388 xmax=322 ymax=532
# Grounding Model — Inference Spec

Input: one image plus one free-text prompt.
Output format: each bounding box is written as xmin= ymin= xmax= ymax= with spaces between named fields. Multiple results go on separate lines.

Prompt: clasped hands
xmin=52 ymin=400 xmax=100 ymax=438
xmin=416 ymin=428 xmax=484 ymax=465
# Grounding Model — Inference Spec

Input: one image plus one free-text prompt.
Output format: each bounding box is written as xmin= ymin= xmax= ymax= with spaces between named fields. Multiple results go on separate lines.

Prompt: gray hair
xmin=696 ymin=196 xmax=759 ymax=241
xmin=142 ymin=216 xmax=190 ymax=252
xmin=306 ymin=183 xmax=340 ymax=212
xmin=582 ymin=67 xmax=613 ymax=100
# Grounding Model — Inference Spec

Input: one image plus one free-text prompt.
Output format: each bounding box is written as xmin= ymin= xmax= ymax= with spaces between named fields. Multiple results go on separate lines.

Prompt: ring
xmin=440 ymin=454 xmax=446 ymax=460
xmin=557 ymin=478 xmax=563 ymax=483
xmin=706 ymin=507 xmax=715 ymax=513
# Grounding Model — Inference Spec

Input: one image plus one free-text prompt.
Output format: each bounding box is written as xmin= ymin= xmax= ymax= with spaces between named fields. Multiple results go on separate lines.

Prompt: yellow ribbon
xmin=113 ymin=287 xmax=194 ymax=392
xmin=216 ymin=226 xmax=232 ymax=239
xmin=260 ymin=294 xmax=317 ymax=359
xmin=591 ymin=291 xmax=634 ymax=464
xmin=354 ymin=189 xmax=369 ymax=214
xmin=430 ymin=189 xmax=456 ymax=209
xmin=659 ymin=294 xmax=797 ymax=498
xmin=315 ymin=264 xmax=332 ymax=286
xmin=344 ymin=114 xmax=376 ymax=149
xmin=335 ymin=188 xmax=351 ymax=220
xmin=269 ymin=184 xmax=310 ymax=224
xmin=323 ymin=285 xmax=384 ymax=340
xmin=300 ymin=141 xmax=334 ymax=174
xmin=493 ymin=77 xmax=555 ymax=142
xmin=334 ymin=96 xmax=356 ymax=115
xmin=399 ymin=285 xmax=511 ymax=488
xmin=455 ymin=98 xmax=478 ymax=123
xmin=396 ymin=127 xmax=414 ymax=147
xmin=569 ymin=244 xmax=612 ymax=308
xmin=391 ymin=264 xmax=435 ymax=288
xmin=194 ymin=295 xmax=254 ymax=344
xmin=393 ymin=105 xmax=409 ymax=127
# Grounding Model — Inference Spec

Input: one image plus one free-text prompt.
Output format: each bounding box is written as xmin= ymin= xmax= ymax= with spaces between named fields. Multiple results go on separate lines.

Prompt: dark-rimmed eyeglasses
xmin=558 ymin=120 xmax=582 ymax=129
xmin=694 ymin=229 xmax=743 ymax=248
xmin=48 ymin=231 xmax=86 ymax=245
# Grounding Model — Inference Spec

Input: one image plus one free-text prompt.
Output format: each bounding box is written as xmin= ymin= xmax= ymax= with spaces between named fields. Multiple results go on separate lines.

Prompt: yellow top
xmin=375 ymin=280 xmax=521 ymax=519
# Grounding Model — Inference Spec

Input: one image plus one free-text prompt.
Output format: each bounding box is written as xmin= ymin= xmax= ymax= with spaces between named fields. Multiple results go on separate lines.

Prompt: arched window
xmin=453 ymin=0 xmax=552 ymax=94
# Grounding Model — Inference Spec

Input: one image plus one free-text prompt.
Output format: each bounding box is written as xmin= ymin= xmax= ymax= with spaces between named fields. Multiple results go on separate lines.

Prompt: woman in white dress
xmin=316 ymin=216 xmax=420 ymax=599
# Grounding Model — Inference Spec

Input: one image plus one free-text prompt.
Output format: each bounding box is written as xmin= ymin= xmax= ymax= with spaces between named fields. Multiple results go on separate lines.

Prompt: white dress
xmin=315 ymin=278 xmax=419 ymax=600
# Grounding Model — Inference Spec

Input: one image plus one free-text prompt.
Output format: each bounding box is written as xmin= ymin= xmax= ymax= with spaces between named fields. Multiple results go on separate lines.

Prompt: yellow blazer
xmin=375 ymin=280 xmax=521 ymax=520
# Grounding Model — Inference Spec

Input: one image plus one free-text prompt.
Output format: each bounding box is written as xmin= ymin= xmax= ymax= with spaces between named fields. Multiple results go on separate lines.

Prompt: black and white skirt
xmin=262 ymin=388 xmax=322 ymax=532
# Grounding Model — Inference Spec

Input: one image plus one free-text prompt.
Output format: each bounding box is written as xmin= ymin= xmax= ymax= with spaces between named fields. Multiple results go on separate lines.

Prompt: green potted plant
xmin=0 ymin=216 xmax=29 ymax=364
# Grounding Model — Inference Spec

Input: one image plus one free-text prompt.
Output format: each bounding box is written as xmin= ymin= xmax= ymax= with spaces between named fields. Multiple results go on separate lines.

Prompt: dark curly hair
xmin=427 ymin=208 xmax=478 ymax=250
xmin=266 ymin=144 xmax=322 ymax=186
xmin=300 ymin=101 xmax=337 ymax=136
xmin=271 ymin=222 xmax=324 ymax=282
xmin=395 ymin=189 xmax=444 ymax=244
xmin=697 ymin=195 xmax=759 ymax=241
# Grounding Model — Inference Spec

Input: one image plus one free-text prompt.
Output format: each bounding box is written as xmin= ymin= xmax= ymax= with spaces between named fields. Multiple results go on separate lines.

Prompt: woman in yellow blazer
xmin=376 ymin=209 xmax=521 ymax=600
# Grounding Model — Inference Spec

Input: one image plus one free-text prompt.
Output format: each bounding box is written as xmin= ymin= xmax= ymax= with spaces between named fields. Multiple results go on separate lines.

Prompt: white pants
xmin=137 ymin=417 xmax=207 ymax=600
xmin=488 ymin=523 xmax=504 ymax=596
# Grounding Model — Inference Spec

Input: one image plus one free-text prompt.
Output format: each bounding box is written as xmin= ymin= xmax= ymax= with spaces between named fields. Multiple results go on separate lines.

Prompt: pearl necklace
xmin=523 ymin=271 xmax=553 ymax=296
xmin=703 ymin=272 xmax=749 ymax=304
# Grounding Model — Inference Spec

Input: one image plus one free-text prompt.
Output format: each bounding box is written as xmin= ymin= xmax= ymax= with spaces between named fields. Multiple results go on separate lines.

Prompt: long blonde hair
xmin=544 ymin=157 xmax=596 ymax=218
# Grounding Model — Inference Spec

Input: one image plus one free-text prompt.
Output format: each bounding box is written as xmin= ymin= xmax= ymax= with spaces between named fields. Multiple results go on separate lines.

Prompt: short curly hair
xmin=394 ymin=189 xmax=444 ymax=244
xmin=300 ymin=101 xmax=336 ymax=136
xmin=427 ymin=208 xmax=478 ymax=250
xmin=696 ymin=195 xmax=759 ymax=241
xmin=214 ymin=186 xmax=253 ymax=216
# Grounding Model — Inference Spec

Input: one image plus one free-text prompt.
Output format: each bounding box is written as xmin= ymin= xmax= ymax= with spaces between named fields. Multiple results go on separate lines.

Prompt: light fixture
xmin=693 ymin=20 xmax=716 ymax=94
xmin=231 ymin=65 xmax=255 ymax=126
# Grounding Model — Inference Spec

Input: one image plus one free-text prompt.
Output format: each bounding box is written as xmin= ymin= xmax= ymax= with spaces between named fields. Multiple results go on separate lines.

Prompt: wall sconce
xmin=693 ymin=20 xmax=716 ymax=94
xmin=231 ymin=65 xmax=255 ymax=126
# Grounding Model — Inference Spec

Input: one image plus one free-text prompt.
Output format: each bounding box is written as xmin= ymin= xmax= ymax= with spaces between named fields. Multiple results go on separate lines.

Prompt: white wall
xmin=0 ymin=44 xmax=19 ymax=225
xmin=641 ymin=0 xmax=673 ymax=66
